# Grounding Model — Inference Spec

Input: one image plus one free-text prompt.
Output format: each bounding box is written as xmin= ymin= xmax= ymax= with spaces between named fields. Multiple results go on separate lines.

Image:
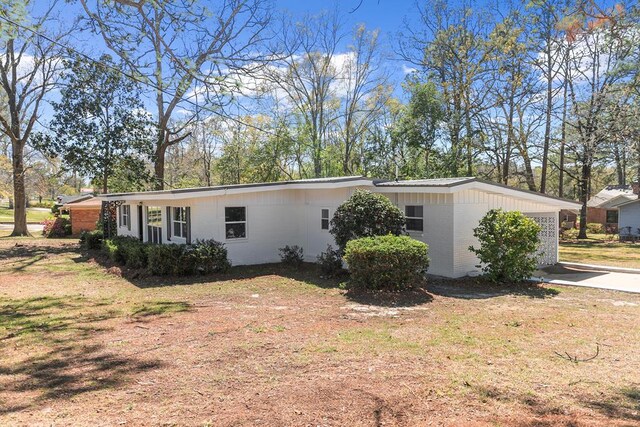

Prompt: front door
xmin=137 ymin=205 xmax=144 ymax=241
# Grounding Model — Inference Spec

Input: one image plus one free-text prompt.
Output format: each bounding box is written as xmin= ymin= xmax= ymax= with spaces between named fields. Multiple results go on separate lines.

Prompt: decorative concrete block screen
xmin=526 ymin=213 xmax=558 ymax=266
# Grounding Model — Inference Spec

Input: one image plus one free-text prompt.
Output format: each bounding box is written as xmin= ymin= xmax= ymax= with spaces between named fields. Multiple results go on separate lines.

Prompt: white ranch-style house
xmin=104 ymin=176 xmax=580 ymax=278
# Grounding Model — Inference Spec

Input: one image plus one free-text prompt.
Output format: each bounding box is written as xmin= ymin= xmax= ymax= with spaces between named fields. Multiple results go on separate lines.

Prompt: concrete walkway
xmin=535 ymin=263 xmax=640 ymax=294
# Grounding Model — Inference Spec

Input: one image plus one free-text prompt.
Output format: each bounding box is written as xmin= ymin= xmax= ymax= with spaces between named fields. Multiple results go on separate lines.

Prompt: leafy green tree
xmin=36 ymin=55 xmax=153 ymax=193
xmin=330 ymin=189 xmax=406 ymax=251
xmin=469 ymin=209 xmax=541 ymax=283
xmin=0 ymin=1 xmax=70 ymax=236
xmin=393 ymin=78 xmax=445 ymax=177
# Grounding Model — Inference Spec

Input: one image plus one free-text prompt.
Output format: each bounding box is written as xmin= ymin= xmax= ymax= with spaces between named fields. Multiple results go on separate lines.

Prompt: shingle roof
xmin=63 ymin=197 xmax=102 ymax=208
xmin=587 ymin=185 xmax=635 ymax=208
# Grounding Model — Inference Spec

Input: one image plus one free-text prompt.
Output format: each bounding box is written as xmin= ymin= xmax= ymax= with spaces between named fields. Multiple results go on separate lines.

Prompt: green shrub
xmin=119 ymin=237 xmax=148 ymax=268
xmin=41 ymin=217 xmax=71 ymax=238
xmin=561 ymin=228 xmax=578 ymax=240
xmin=468 ymin=209 xmax=541 ymax=283
xmin=330 ymin=189 xmax=406 ymax=251
xmin=147 ymin=244 xmax=183 ymax=275
xmin=147 ymin=240 xmax=230 ymax=276
xmin=101 ymin=239 xmax=121 ymax=262
xmin=31 ymin=200 xmax=55 ymax=209
xmin=279 ymin=245 xmax=304 ymax=267
xmin=191 ymin=239 xmax=231 ymax=274
xmin=316 ymin=245 xmax=343 ymax=277
xmin=100 ymin=236 xmax=147 ymax=267
xmin=81 ymin=230 xmax=104 ymax=249
xmin=343 ymin=235 xmax=429 ymax=291
xmin=586 ymin=222 xmax=604 ymax=234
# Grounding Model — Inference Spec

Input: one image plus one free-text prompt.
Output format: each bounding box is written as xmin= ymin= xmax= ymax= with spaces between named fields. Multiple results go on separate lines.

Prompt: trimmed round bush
xmin=190 ymin=239 xmax=231 ymax=274
xmin=468 ymin=209 xmax=541 ymax=283
xmin=330 ymin=189 xmax=406 ymax=251
xmin=343 ymin=235 xmax=429 ymax=291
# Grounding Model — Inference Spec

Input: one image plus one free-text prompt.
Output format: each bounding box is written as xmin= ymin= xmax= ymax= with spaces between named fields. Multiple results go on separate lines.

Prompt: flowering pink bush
xmin=41 ymin=217 xmax=72 ymax=238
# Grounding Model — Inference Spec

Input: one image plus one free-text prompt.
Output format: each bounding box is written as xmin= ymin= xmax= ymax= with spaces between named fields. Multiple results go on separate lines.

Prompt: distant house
xmin=101 ymin=176 xmax=579 ymax=278
xmin=586 ymin=185 xmax=636 ymax=232
xmin=57 ymin=194 xmax=93 ymax=207
xmin=63 ymin=196 xmax=102 ymax=236
xmin=559 ymin=209 xmax=578 ymax=229
xmin=610 ymin=195 xmax=640 ymax=239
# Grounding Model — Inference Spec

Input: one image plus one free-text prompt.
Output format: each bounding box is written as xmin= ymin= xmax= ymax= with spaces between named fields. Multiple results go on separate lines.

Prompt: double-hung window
xmin=225 ymin=207 xmax=246 ymax=239
xmin=119 ymin=204 xmax=130 ymax=228
xmin=405 ymin=205 xmax=424 ymax=232
xmin=172 ymin=207 xmax=187 ymax=238
xmin=146 ymin=206 xmax=162 ymax=244
xmin=321 ymin=209 xmax=330 ymax=230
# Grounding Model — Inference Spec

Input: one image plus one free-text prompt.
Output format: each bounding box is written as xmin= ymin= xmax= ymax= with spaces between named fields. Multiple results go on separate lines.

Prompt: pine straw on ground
xmin=1 ymin=236 xmax=639 ymax=426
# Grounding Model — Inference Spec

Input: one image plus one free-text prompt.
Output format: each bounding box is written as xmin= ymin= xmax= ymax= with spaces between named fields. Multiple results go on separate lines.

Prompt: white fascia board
xmin=373 ymin=186 xmax=453 ymax=194
xmin=374 ymin=181 xmax=580 ymax=209
xmin=459 ymin=181 xmax=582 ymax=210
xmin=109 ymin=179 xmax=375 ymax=202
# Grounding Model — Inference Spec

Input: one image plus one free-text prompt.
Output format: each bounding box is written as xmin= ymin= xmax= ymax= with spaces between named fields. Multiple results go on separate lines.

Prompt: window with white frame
xmin=321 ymin=208 xmax=330 ymax=230
xmin=146 ymin=206 xmax=162 ymax=244
xmin=225 ymin=207 xmax=246 ymax=239
xmin=405 ymin=205 xmax=424 ymax=232
xmin=172 ymin=207 xmax=187 ymax=238
xmin=119 ymin=204 xmax=130 ymax=228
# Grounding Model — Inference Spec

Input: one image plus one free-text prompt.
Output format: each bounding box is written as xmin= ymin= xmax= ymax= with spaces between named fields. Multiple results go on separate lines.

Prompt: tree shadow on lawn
xmin=343 ymin=286 xmax=434 ymax=307
xmin=86 ymin=251 xmax=342 ymax=290
xmin=0 ymin=295 xmax=163 ymax=415
xmin=583 ymin=386 xmax=640 ymax=423
xmin=425 ymin=276 xmax=560 ymax=300
xmin=469 ymin=383 xmax=639 ymax=424
xmin=0 ymin=243 xmax=82 ymax=273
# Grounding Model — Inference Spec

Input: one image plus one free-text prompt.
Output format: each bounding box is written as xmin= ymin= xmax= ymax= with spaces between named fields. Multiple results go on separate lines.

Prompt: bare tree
xmin=563 ymin=4 xmax=638 ymax=238
xmin=263 ymin=10 xmax=345 ymax=178
xmin=79 ymin=0 xmax=272 ymax=189
xmin=398 ymin=0 xmax=494 ymax=177
xmin=338 ymin=24 xmax=389 ymax=174
xmin=0 ymin=2 xmax=69 ymax=235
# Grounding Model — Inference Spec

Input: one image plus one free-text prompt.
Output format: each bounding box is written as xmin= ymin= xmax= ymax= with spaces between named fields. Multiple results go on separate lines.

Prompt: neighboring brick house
xmin=63 ymin=197 xmax=101 ymax=236
xmin=586 ymin=185 xmax=637 ymax=232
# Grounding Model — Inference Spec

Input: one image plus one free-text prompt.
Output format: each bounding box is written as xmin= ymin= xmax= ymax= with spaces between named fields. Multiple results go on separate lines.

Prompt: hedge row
xmin=344 ymin=234 xmax=429 ymax=291
xmin=81 ymin=233 xmax=231 ymax=276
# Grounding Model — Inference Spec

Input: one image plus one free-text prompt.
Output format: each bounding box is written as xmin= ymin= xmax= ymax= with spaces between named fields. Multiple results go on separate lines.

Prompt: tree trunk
xmin=540 ymin=47 xmax=553 ymax=194
xmin=577 ymin=164 xmax=590 ymax=239
xmin=154 ymin=144 xmax=166 ymax=190
xmin=11 ymin=140 xmax=29 ymax=236
xmin=559 ymin=81 xmax=568 ymax=198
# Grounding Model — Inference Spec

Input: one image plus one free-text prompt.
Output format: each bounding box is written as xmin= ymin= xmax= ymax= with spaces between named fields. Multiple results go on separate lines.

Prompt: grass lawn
xmin=1 ymin=233 xmax=639 ymax=426
xmin=560 ymin=234 xmax=640 ymax=268
xmin=0 ymin=207 xmax=52 ymax=223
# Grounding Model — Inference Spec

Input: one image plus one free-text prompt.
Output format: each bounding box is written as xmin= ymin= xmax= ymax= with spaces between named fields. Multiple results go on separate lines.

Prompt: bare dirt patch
xmin=1 ymin=237 xmax=639 ymax=426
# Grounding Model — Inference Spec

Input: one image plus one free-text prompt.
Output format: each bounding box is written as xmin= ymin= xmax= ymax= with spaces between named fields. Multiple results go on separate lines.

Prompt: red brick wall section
xmin=586 ymin=207 xmax=607 ymax=226
xmin=70 ymin=208 xmax=101 ymax=236
xmin=586 ymin=207 xmax=619 ymax=232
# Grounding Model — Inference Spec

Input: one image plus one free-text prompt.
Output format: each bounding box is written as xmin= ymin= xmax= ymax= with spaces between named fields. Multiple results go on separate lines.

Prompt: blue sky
xmin=27 ymin=0 xmax=420 ymax=122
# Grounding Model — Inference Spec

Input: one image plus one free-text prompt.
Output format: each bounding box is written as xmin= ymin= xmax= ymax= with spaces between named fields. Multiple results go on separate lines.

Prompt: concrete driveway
xmin=536 ymin=263 xmax=640 ymax=294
